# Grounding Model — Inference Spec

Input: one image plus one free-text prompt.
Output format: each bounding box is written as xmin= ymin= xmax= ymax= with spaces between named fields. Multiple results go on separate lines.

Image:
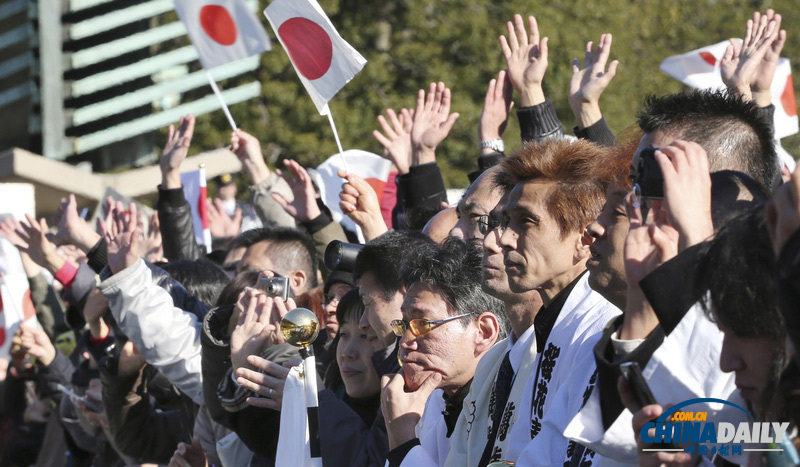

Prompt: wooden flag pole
xmin=325 ymin=108 xmax=350 ymax=174
xmin=206 ymin=70 xmax=238 ymax=131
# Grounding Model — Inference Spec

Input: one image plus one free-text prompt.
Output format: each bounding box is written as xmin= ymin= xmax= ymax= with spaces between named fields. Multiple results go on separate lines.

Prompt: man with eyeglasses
xmin=448 ymin=167 xmax=505 ymax=241
xmin=380 ymin=238 xmax=507 ymax=466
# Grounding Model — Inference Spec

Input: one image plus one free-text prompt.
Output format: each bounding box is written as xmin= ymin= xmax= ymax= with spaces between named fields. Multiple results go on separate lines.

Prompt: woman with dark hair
xmin=237 ymin=287 xmax=390 ymax=465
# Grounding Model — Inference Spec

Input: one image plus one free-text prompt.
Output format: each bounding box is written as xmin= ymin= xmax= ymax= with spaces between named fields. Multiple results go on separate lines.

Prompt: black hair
xmin=401 ymin=237 xmax=508 ymax=339
xmin=709 ymin=170 xmax=769 ymax=229
xmin=695 ymin=208 xmax=786 ymax=417
xmin=214 ymin=270 xmax=260 ymax=308
xmin=637 ymin=89 xmax=777 ymax=192
xmin=335 ymin=287 xmax=365 ymax=327
xmin=241 ymin=226 xmax=319 ymax=288
xmin=160 ymin=258 xmax=230 ymax=308
xmin=353 ymin=230 xmax=433 ymax=301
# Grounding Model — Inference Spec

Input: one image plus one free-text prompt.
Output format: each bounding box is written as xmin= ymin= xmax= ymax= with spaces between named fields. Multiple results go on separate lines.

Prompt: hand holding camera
xmin=633 ymin=141 xmax=713 ymax=251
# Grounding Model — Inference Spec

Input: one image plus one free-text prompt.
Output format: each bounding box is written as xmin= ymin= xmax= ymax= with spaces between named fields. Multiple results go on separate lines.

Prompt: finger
xmin=386 ymin=108 xmax=403 ymax=134
xmin=377 ymin=115 xmax=398 ymax=140
xmin=499 ymin=34 xmax=512 ymax=59
xmin=584 ymin=41 xmax=593 ymax=67
xmin=425 ymin=82 xmax=437 ymax=111
xmin=722 ymin=43 xmax=735 ymax=64
xmin=271 ymin=193 xmax=294 ymax=215
xmin=247 ymin=354 xmax=291 ymax=377
xmin=514 ymin=14 xmax=528 ymax=47
xmin=743 ymin=18 xmax=754 ymax=47
xmin=571 ymin=58 xmax=581 ymax=75
xmin=372 ymin=129 xmax=394 ymax=152
xmin=772 ymin=29 xmax=787 ymax=55
xmin=439 ymin=85 xmax=451 ymax=116
xmin=505 ymin=20 xmax=519 ymax=51
xmin=595 ymin=34 xmax=612 ymax=69
xmin=605 ymin=60 xmax=619 ymax=80
xmin=417 ymin=371 xmax=443 ymax=397
xmin=538 ymin=36 xmax=548 ymax=63
xmin=527 ymin=15 xmax=539 ymax=46
xmin=246 ymin=396 xmax=280 ymax=410
xmin=484 ymin=78 xmax=497 ymax=107
xmin=624 ymin=191 xmax=643 ymax=227
xmin=440 ymin=112 xmax=460 ymax=134
xmin=414 ymin=88 xmax=426 ymax=117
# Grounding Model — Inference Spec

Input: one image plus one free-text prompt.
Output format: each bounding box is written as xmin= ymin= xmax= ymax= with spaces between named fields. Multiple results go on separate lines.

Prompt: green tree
xmin=179 ymin=0 xmax=800 ymax=188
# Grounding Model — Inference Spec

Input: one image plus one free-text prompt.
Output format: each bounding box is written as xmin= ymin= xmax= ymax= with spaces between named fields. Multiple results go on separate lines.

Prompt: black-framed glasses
xmin=477 ymin=214 xmax=503 ymax=236
xmin=391 ymin=313 xmax=474 ymax=337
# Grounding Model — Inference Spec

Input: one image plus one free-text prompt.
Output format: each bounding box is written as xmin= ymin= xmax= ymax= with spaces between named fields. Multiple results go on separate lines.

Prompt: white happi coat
xmin=399 ymin=389 xmax=450 ymax=466
xmin=445 ymin=273 xmax=621 ymax=466
xmin=563 ymin=303 xmax=748 ymax=466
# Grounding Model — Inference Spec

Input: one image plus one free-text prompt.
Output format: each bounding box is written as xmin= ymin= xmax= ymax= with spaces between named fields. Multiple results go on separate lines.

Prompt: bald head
xmin=423 ymin=207 xmax=458 ymax=244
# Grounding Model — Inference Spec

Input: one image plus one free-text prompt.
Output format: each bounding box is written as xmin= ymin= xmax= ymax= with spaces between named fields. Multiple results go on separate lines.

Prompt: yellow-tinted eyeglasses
xmin=391 ymin=313 xmax=473 ymax=337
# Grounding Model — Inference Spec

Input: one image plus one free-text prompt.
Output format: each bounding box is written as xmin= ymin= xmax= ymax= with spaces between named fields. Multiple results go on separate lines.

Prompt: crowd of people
xmin=0 ymin=8 xmax=799 ymax=467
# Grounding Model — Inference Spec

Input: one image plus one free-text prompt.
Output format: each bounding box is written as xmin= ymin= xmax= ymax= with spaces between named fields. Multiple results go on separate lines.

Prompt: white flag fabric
xmin=180 ymin=169 xmax=213 ymax=253
xmin=660 ymin=40 xmax=799 ymax=139
xmin=174 ymin=0 xmax=271 ymax=70
xmin=264 ymin=0 xmax=367 ymax=114
xmin=275 ymin=365 xmax=322 ymax=467
xmin=0 ymin=237 xmax=37 ymax=360
xmin=309 ymin=150 xmax=391 ymax=243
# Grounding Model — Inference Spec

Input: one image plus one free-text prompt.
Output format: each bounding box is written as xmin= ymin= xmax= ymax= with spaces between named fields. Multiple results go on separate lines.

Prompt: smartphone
xmin=57 ymin=384 xmax=102 ymax=412
xmin=634 ymin=148 xmax=664 ymax=200
xmin=257 ymin=276 xmax=290 ymax=301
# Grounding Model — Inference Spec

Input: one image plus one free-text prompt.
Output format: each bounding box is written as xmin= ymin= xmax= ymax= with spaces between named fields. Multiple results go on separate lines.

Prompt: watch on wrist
xmin=478 ymin=138 xmax=505 ymax=153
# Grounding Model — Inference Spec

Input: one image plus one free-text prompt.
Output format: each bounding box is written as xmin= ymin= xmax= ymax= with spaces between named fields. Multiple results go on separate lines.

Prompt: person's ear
xmin=473 ymin=312 xmax=500 ymax=355
xmin=288 ymin=269 xmax=307 ymax=295
xmin=574 ymin=228 xmax=592 ymax=264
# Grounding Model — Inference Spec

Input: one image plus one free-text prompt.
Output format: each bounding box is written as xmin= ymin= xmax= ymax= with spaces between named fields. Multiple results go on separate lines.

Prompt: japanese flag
xmin=0 ymin=237 xmax=37 ymax=360
xmin=309 ymin=150 xmax=391 ymax=243
xmin=660 ymin=40 xmax=798 ymax=139
xmin=180 ymin=169 xmax=213 ymax=253
xmin=174 ymin=0 xmax=271 ymax=70
xmin=264 ymin=0 xmax=367 ymax=115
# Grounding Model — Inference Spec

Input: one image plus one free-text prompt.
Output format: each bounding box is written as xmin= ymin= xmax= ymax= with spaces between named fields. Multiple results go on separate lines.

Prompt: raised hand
xmin=230 ymin=129 xmax=270 ymax=185
xmin=338 ymin=170 xmax=388 ymax=241
xmin=410 ymin=82 xmax=460 ymax=166
xmin=654 ymin=141 xmax=714 ymax=251
xmin=53 ymin=194 xmax=100 ymax=252
xmin=272 ymin=159 xmax=321 ymax=222
xmin=236 ymin=355 xmax=294 ymax=410
xmin=500 ymin=14 xmax=548 ymax=107
xmin=373 ymin=108 xmax=415 ymax=174
xmin=19 ymin=321 xmax=56 ymax=366
xmin=230 ymin=288 xmax=295 ymax=373
xmin=721 ymin=12 xmax=779 ymax=102
xmin=161 ymin=115 xmax=195 ymax=189
xmin=14 ymin=214 xmax=65 ymax=273
xmin=138 ymin=212 xmax=164 ymax=263
xmin=478 ymin=70 xmax=513 ymax=150
xmin=569 ymin=34 xmax=618 ymax=129
xmin=206 ymin=199 xmax=242 ymax=239
xmin=101 ymin=201 xmax=141 ymax=274
xmin=752 ymin=10 xmax=787 ymax=107
xmin=623 ymin=196 xmax=680 ymax=289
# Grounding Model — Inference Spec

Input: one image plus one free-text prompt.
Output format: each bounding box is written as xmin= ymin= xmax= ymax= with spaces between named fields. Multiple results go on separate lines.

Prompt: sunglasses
xmin=477 ymin=214 xmax=504 ymax=236
xmin=391 ymin=313 xmax=474 ymax=337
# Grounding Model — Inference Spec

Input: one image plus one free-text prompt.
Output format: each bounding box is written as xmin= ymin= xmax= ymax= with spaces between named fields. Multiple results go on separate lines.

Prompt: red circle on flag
xmin=699 ymin=51 xmax=717 ymax=67
xmin=781 ymin=74 xmax=798 ymax=117
xmin=278 ymin=17 xmax=333 ymax=80
xmin=0 ymin=327 xmax=4 ymax=348
xmin=200 ymin=5 xmax=238 ymax=46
